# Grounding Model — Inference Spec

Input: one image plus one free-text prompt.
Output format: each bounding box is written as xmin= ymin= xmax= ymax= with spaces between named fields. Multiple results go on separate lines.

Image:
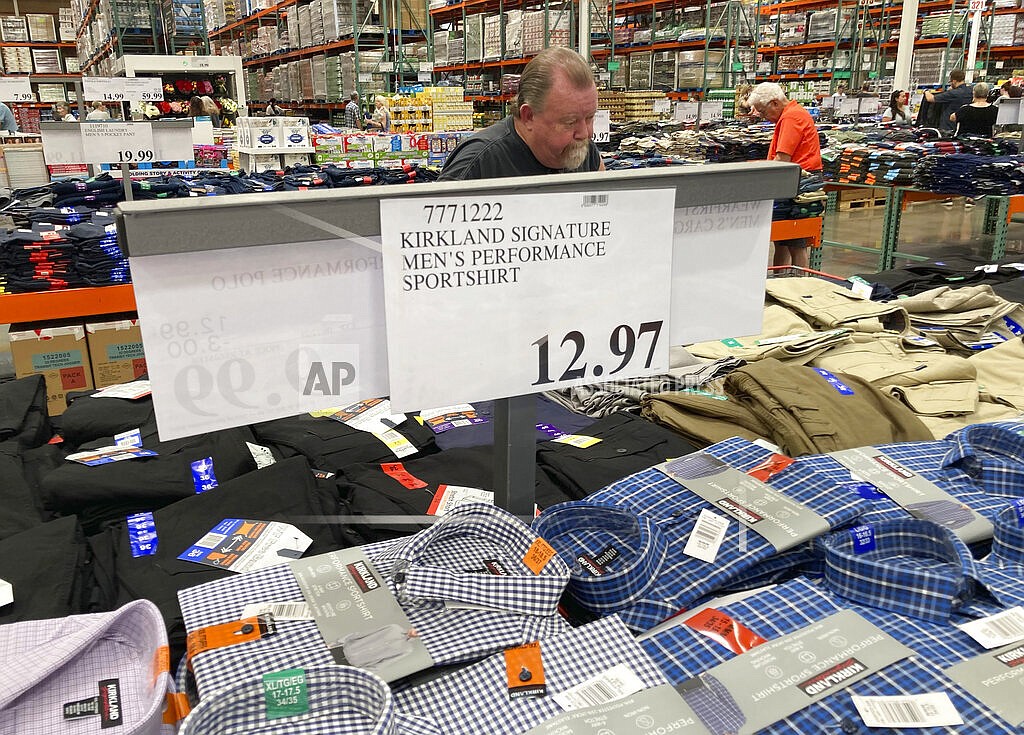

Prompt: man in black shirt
xmin=439 ymin=47 xmax=605 ymax=181
xmin=924 ymin=69 xmax=973 ymax=133
xmin=952 ymin=82 xmax=999 ymax=138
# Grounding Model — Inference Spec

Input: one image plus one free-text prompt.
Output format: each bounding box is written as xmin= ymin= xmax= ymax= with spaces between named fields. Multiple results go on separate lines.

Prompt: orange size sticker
xmin=151 ymin=645 xmax=170 ymax=686
xmin=683 ymin=607 xmax=768 ymax=655
xmin=380 ymin=462 xmax=429 ymax=490
xmin=185 ymin=614 xmax=275 ymax=665
xmin=523 ymin=537 xmax=557 ymax=575
xmin=747 ymin=453 xmax=795 ymax=482
xmin=504 ymin=641 xmax=546 ymax=699
xmin=162 ymin=692 xmax=191 ymax=725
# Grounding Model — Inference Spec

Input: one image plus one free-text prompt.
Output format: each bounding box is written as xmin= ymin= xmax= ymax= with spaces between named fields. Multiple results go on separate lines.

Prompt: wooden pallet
xmin=838 ymin=196 xmax=887 ymax=211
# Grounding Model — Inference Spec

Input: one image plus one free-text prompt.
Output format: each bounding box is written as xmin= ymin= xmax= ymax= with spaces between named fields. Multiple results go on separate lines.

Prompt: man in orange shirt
xmin=749 ymin=82 xmax=822 ymax=268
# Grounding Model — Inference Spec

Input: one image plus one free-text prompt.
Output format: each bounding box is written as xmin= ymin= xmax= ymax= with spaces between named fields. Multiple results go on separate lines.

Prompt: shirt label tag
xmin=90 ymin=380 xmax=152 ymax=400
xmin=191 ymin=457 xmax=218 ymax=493
xmin=746 ymin=452 xmax=794 ymax=482
xmin=536 ymin=422 xmax=568 ymax=439
xmin=420 ymin=403 xmax=488 ymax=433
xmin=289 ymin=548 xmax=435 ymax=682
xmin=311 ymin=469 xmax=336 ymax=480
xmin=956 ymin=607 xmax=1024 ymax=649
xmin=946 ymin=640 xmax=1024 ymax=724
xmin=720 ymin=337 xmax=743 ymax=347
xmin=126 ymin=512 xmax=158 ymax=557
xmin=524 ymin=536 xmax=557 ymax=574
xmin=427 ymin=485 xmax=494 ymax=515
xmin=576 ymin=545 xmax=620 ymax=576
xmin=98 ymin=678 xmax=123 ymax=729
xmin=178 ymin=519 xmax=313 ymax=573
xmin=904 ymin=334 xmax=940 ymax=347
xmin=263 ymin=668 xmax=310 ymax=720
xmin=851 ymin=693 xmax=963 ymax=728
xmin=812 ymin=368 xmax=855 ymax=395
xmin=113 ymin=428 xmax=142 ymax=448
xmin=829 ymin=448 xmax=994 ymax=545
xmin=0 ymin=578 xmax=11 ymax=608
xmin=552 ymin=664 xmax=646 ymax=711
xmin=246 ymin=441 xmax=277 ymax=468
xmin=241 ymin=602 xmax=313 ymax=621
xmin=848 ymin=279 xmax=874 ymax=299
xmin=162 ymin=692 xmax=191 ymax=726
xmin=380 ymin=462 xmax=429 ymax=489
xmin=683 ymin=607 xmax=768 ymax=654
xmin=751 ymin=438 xmax=782 ymax=453
xmin=849 ymin=525 xmax=876 ymax=553
xmin=1004 ymin=317 xmax=1024 ymax=337
xmin=186 ymin=614 xmax=277 ymax=665
xmin=317 ymin=397 xmax=407 ymax=434
xmin=552 ymin=434 xmax=602 ymax=449
xmin=67 ymin=445 xmax=158 ymax=466
xmin=505 ymin=641 xmax=546 ymax=700
xmin=682 ymin=509 xmax=729 ymax=563
xmin=375 ymin=429 xmax=416 ymax=457
xmin=63 ymin=696 xmax=99 ymax=719
xmin=660 ymin=453 xmax=830 ymax=554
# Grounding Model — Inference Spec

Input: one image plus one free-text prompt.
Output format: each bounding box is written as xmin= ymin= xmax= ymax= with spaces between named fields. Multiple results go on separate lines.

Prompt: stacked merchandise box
xmin=85 ymin=318 xmax=147 ymax=389
xmin=59 ymin=7 xmax=76 ymax=41
xmin=312 ymin=54 xmax=328 ymax=99
xmin=500 ymin=73 xmax=520 ymax=97
xmin=287 ymin=60 xmax=302 ymax=101
xmin=989 ymin=13 xmax=1018 ymax=46
xmin=628 ymin=51 xmax=653 ymax=90
xmin=298 ymin=3 xmax=312 ymax=47
xmin=778 ymin=13 xmax=807 ymax=46
xmin=505 ymin=9 xmax=523 ymax=57
xmin=299 ymin=58 xmax=315 ymax=100
xmin=921 ymin=11 xmax=967 ymax=39
xmin=2 ymin=47 xmax=32 ymax=74
xmin=0 ymin=15 xmax=28 ymax=41
xmin=310 ymin=0 xmax=325 ymax=45
xmin=237 ymin=115 xmax=282 ymax=148
xmin=911 ymin=48 xmax=944 ymax=85
xmin=598 ymin=90 xmax=627 ymax=122
xmin=434 ymin=30 xmax=450 ymax=65
xmin=608 ymin=54 xmax=628 ymax=88
xmin=676 ymin=50 xmax=725 ymax=88
xmin=314 ymin=132 xmax=376 ymax=167
xmin=374 ymin=132 xmax=429 ymax=168
xmin=164 ymin=0 xmax=206 ymax=37
xmin=465 ymin=14 xmax=484 ymax=62
xmin=483 ymin=13 xmax=503 ymax=61
xmin=428 ymin=86 xmax=472 ymax=130
xmin=548 ymin=10 xmax=571 ymax=49
xmin=26 ymin=13 xmax=56 ymax=42
xmin=447 ymin=35 xmax=464 ymax=66
xmin=623 ymin=91 xmax=663 ymax=121
xmin=428 ymin=131 xmax=472 ymax=166
xmin=65 ymin=57 xmax=80 ymax=74
xmin=326 ymin=55 xmax=344 ymax=100
xmin=9 ymin=322 xmax=94 ymax=416
xmin=37 ymin=84 xmax=67 ymax=103
xmin=13 ymin=107 xmax=41 ymax=131
xmin=390 ymin=93 xmax=433 ymax=133
xmin=279 ymin=116 xmax=311 ymax=148
xmin=392 ymin=0 xmax=427 ymax=31
xmin=652 ymin=51 xmax=676 ymax=90
xmin=286 ymin=5 xmax=300 ymax=49
xmin=31 ymin=49 xmax=63 ymax=74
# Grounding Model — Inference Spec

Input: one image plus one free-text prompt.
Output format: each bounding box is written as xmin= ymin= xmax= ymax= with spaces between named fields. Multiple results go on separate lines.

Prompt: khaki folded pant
xmin=766 ymin=277 xmax=908 ymax=333
xmin=970 ymin=336 xmax=1024 ymax=412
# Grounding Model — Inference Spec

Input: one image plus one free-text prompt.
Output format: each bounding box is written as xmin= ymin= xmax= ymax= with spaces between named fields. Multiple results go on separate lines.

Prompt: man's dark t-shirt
xmin=438 ymin=116 xmax=602 ymax=181
xmin=954 ymin=103 xmax=998 ymax=137
xmin=932 ymin=84 xmax=974 ymax=131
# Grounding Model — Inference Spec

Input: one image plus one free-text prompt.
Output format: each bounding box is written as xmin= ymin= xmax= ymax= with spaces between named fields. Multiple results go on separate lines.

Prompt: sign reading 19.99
xmin=380 ymin=188 xmax=676 ymax=412
xmin=79 ymin=122 xmax=155 ymax=165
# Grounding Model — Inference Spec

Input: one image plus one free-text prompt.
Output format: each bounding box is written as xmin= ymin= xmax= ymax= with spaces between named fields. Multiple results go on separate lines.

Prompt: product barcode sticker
xmin=241 ymin=602 xmax=313 ymax=621
xmin=851 ymin=693 xmax=963 ymax=728
xmin=374 ymin=429 xmax=417 ymax=458
xmin=683 ymin=509 xmax=729 ymax=563
xmin=193 ymin=531 xmax=227 ymax=549
xmin=552 ymin=664 xmax=646 ymax=711
xmin=551 ymin=434 xmax=602 ymax=449
xmin=956 ymin=607 xmax=1024 ymax=649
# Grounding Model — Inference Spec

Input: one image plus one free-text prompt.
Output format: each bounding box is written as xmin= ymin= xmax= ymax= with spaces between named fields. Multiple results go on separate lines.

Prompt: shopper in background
xmin=924 ymin=69 xmax=972 ymax=133
xmin=438 ymin=46 xmax=604 ymax=181
xmin=366 ymin=97 xmax=391 ymax=132
xmin=999 ymin=81 xmax=1023 ymax=100
xmin=831 ymin=83 xmax=848 ymax=100
xmin=54 ymin=101 xmax=76 ymax=122
xmin=881 ymin=89 xmax=911 ymax=125
xmin=85 ymin=101 xmax=111 ymax=121
xmin=344 ymin=92 xmax=363 ymax=130
xmin=200 ymin=96 xmax=221 ymax=128
xmin=0 ymin=101 xmax=16 ymax=133
xmin=266 ymin=98 xmax=285 ymax=116
xmin=951 ymin=82 xmax=998 ymax=138
xmin=748 ymin=82 xmax=822 ymax=270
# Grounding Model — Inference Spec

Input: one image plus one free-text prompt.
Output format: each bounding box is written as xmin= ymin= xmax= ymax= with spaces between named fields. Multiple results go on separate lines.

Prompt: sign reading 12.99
xmin=380 ymin=188 xmax=676 ymax=412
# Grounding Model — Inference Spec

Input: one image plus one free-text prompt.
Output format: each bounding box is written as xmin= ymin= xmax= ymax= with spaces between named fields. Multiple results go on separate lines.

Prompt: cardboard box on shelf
xmin=85 ymin=317 xmax=147 ymax=389
xmin=9 ymin=321 xmax=93 ymax=416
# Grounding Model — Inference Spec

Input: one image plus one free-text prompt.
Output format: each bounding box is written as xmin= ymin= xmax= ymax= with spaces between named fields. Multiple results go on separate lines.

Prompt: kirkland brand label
xmin=98 ymin=678 xmax=123 ymax=728
xmin=829 ymin=448 xmax=994 ymax=544
xmin=526 ymin=685 xmax=710 ymax=735
xmin=31 ymin=349 xmax=83 ymax=371
xmin=289 ymin=548 xmax=435 ymax=682
xmin=946 ymin=640 xmax=1024 ymax=726
xmin=106 ymin=342 xmax=145 ymax=361
xmin=658 ymin=454 xmax=830 ymax=552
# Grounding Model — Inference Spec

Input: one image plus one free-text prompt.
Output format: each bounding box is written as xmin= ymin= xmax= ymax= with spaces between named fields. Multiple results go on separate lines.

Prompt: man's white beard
xmin=559 ymin=139 xmax=590 ymax=170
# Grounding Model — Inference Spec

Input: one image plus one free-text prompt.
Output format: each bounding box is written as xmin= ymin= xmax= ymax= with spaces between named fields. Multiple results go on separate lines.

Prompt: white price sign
xmin=130 ymin=238 xmax=389 ymax=440
xmin=0 ymin=77 xmax=33 ymax=102
xmin=380 ymin=189 xmax=676 ymax=411
xmin=358 ymin=72 xmax=373 ymax=83
xmin=838 ymin=97 xmax=862 ymax=115
xmin=125 ymin=76 xmax=164 ymax=101
xmin=674 ymin=101 xmax=699 ymax=122
xmin=378 ymin=62 xmax=395 ymax=72
xmin=701 ymin=100 xmax=724 ymax=122
xmin=653 ymin=98 xmax=671 ymax=114
xmin=83 ymin=76 xmax=128 ymax=103
xmin=418 ymin=71 xmax=432 ymax=82
xmin=80 ymin=122 xmax=155 ymax=164
xmin=419 ymin=62 xmax=434 ymax=71
xmin=592 ymin=109 xmax=610 ymax=143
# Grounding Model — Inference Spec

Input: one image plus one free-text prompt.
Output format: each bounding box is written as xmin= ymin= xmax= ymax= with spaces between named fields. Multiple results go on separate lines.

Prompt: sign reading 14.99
xmin=380 ymin=188 xmax=676 ymax=412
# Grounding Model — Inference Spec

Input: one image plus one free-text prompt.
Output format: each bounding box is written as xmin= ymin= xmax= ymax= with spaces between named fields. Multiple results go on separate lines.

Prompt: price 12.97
xmin=532 ymin=321 xmax=663 ymax=385
xmin=118 ymin=149 xmax=155 ymax=163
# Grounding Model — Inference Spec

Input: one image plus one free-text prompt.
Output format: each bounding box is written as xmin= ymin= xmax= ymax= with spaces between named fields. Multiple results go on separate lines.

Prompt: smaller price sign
xmin=701 ymin=101 xmax=724 ymax=122
xmin=418 ymin=71 xmax=432 ymax=83
xmin=358 ymin=72 xmax=373 ymax=83
xmin=378 ymin=61 xmax=395 ymax=73
xmin=125 ymin=77 xmax=164 ymax=102
xmin=0 ymin=78 xmax=33 ymax=103
xmin=653 ymin=98 xmax=671 ymax=114
xmin=419 ymin=62 xmax=434 ymax=71
xmin=592 ymin=109 xmax=610 ymax=143
xmin=80 ymin=122 xmax=155 ymax=164
xmin=674 ymin=101 xmax=699 ymax=122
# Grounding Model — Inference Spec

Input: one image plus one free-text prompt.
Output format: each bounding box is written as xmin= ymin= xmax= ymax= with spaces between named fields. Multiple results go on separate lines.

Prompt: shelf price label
xmin=0 ymin=78 xmax=33 ymax=103
xmin=592 ymin=109 xmax=610 ymax=143
xmin=653 ymin=98 xmax=671 ymax=114
xmin=419 ymin=62 xmax=434 ymax=72
xmin=84 ymin=76 xmax=164 ymax=102
xmin=125 ymin=77 xmax=164 ymax=102
xmin=701 ymin=101 xmax=724 ymax=122
xmin=379 ymin=189 xmax=676 ymax=411
xmin=80 ymin=122 xmax=155 ymax=164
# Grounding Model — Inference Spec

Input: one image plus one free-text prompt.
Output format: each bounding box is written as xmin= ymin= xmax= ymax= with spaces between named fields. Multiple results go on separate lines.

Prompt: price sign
xmin=358 ymin=72 xmax=373 ymax=83
xmin=129 ymin=237 xmax=389 ymax=440
xmin=701 ymin=101 xmax=724 ymax=122
xmin=0 ymin=77 xmax=33 ymax=102
xmin=838 ymin=97 xmax=862 ymax=115
xmin=378 ymin=62 xmax=395 ymax=72
xmin=125 ymin=77 xmax=164 ymax=102
xmin=674 ymin=101 xmax=699 ymax=122
xmin=380 ymin=189 xmax=676 ymax=411
xmin=653 ymin=98 xmax=671 ymax=114
xmin=419 ymin=62 xmax=434 ymax=71
xmin=418 ymin=71 xmax=432 ymax=82
xmin=592 ymin=109 xmax=610 ymax=143
xmin=80 ymin=122 xmax=155 ymax=164
xmin=83 ymin=77 xmax=125 ymax=102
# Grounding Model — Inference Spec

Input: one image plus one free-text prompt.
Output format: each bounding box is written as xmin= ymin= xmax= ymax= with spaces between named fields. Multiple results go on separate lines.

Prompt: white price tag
xmin=700 ymin=100 xmax=724 ymax=122
xmin=0 ymin=578 xmax=11 ymax=608
xmin=358 ymin=72 xmax=373 ymax=83
xmin=956 ymin=607 xmax=1024 ymax=649
xmin=240 ymin=602 xmax=312 ymax=620
xmin=91 ymin=380 xmax=152 ymax=399
xmin=418 ymin=71 xmax=432 ymax=83
xmin=428 ymin=485 xmax=494 ymax=515
xmin=41 ymin=126 xmax=85 ymax=164
xmin=246 ymin=442 xmax=277 ymax=468
xmin=552 ymin=665 xmax=646 ymax=711
xmin=380 ymin=189 xmax=675 ymax=411
xmin=0 ymin=77 xmax=33 ymax=102
xmin=851 ymin=693 xmax=963 ymax=728
xmin=83 ymin=76 xmax=127 ymax=103
xmin=592 ymin=109 xmax=610 ymax=143
xmin=129 ymin=238 xmax=389 ymax=440
xmin=682 ymin=509 xmax=729 ymax=562
xmin=653 ymin=98 xmax=671 ymax=114
xmin=378 ymin=61 xmax=395 ymax=72
xmin=419 ymin=62 xmax=434 ymax=71
xmin=124 ymin=77 xmax=164 ymax=102
xmin=674 ymin=101 xmax=699 ymax=122
xmin=839 ymin=97 xmax=862 ymax=115
xmin=80 ymin=122 xmax=155 ymax=164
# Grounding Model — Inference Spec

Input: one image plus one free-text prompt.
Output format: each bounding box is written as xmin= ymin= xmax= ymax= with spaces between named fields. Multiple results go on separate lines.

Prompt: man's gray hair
xmin=515 ymin=47 xmax=595 ymax=119
xmin=747 ymin=82 xmax=788 ymax=110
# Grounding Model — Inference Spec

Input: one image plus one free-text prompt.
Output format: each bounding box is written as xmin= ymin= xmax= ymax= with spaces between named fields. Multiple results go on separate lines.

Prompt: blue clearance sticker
xmin=812 ymin=368 xmax=855 ymax=395
xmin=191 ymin=457 xmax=219 ymax=494
xmin=127 ymin=512 xmax=158 ymax=557
xmin=847 ymin=481 xmax=885 ymax=500
xmin=1014 ymin=499 xmax=1024 ymax=528
xmin=849 ymin=525 xmax=876 ymax=554
xmin=1003 ymin=316 xmax=1024 ymax=337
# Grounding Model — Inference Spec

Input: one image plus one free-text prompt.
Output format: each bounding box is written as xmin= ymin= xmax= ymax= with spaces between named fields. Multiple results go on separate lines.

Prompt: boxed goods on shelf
xmin=86 ymin=318 xmax=147 ymax=389
xmin=522 ymin=10 xmax=570 ymax=55
xmin=628 ymin=51 xmax=653 ymax=90
xmin=484 ymin=14 xmax=503 ymax=61
xmin=0 ymin=15 xmax=28 ymax=42
xmin=26 ymin=13 xmax=56 ymax=42
xmin=653 ymin=51 xmax=676 ymax=90
xmin=465 ymin=14 xmax=484 ymax=62
xmin=312 ymin=54 xmax=328 ymax=99
xmin=298 ymin=3 xmax=312 ymax=47
xmin=310 ymin=0 xmax=325 ymax=45
xmin=10 ymin=322 xmax=94 ymax=416
xmin=505 ymin=9 xmax=523 ymax=56
xmin=676 ymin=50 xmax=725 ymax=89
